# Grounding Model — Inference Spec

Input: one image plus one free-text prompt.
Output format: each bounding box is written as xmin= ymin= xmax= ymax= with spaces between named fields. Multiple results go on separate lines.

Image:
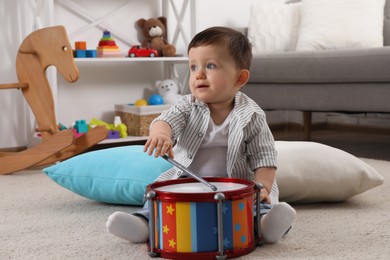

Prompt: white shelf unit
xmin=99 ymin=135 xmax=149 ymax=145
xmin=74 ymin=57 xmax=189 ymax=63
xmin=29 ymin=0 xmax=195 ymax=146
xmin=74 ymin=57 xmax=188 ymax=145
xmin=74 ymin=56 xmax=189 ymax=92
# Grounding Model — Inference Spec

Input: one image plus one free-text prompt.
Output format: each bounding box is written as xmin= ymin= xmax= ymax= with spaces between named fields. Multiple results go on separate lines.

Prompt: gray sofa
xmin=242 ymin=0 xmax=390 ymax=139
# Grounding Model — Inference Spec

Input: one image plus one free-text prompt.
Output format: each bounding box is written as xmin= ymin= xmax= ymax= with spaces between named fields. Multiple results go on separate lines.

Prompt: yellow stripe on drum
xmin=175 ymin=202 xmax=192 ymax=252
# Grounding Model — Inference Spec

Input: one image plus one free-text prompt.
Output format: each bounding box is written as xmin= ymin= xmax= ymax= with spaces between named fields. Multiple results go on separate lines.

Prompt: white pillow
xmin=248 ymin=0 xmax=301 ymax=54
xmin=275 ymin=141 xmax=384 ymax=203
xmin=296 ymin=0 xmax=386 ymax=51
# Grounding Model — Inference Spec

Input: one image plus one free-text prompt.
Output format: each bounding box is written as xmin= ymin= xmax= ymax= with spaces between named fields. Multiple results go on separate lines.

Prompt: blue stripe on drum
xmin=190 ymin=202 xmax=197 ymax=252
xmin=222 ymin=200 xmax=233 ymax=250
xmin=158 ymin=201 xmax=163 ymax=250
xmin=196 ymin=202 xmax=218 ymax=252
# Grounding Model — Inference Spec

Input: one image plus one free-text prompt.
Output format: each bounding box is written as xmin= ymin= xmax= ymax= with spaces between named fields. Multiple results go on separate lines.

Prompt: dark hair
xmin=187 ymin=26 xmax=252 ymax=70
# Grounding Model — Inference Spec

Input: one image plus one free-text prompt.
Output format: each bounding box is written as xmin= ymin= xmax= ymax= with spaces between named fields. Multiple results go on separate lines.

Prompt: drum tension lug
xmin=214 ymin=193 xmax=227 ymax=260
xmin=148 ymin=252 xmax=159 ymax=258
xmin=255 ymin=183 xmax=264 ymax=244
xmin=146 ymin=191 xmax=158 ymax=257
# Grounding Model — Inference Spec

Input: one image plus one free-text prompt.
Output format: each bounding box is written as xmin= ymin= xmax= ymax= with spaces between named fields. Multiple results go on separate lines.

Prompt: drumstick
xmin=162 ymin=154 xmax=218 ymax=191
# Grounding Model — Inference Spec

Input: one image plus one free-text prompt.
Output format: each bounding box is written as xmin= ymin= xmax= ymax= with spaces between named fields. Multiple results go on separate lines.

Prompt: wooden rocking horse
xmin=0 ymin=26 xmax=108 ymax=175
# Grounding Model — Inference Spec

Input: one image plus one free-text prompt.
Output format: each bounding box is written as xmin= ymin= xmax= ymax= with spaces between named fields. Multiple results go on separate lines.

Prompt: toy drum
xmin=145 ymin=177 xmax=262 ymax=260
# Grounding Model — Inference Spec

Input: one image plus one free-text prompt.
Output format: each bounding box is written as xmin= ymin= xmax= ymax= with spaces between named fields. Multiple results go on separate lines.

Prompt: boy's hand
xmin=254 ymin=167 xmax=276 ymax=204
xmin=260 ymin=188 xmax=271 ymax=204
xmin=144 ymin=120 xmax=174 ymax=158
xmin=144 ymin=134 xmax=174 ymax=158
xmin=254 ymin=187 xmax=271 ymax=204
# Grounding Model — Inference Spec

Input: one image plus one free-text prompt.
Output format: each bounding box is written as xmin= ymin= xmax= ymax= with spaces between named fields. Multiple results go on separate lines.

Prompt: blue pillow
xmin=43 ymin=146 xmax=172 ymax=205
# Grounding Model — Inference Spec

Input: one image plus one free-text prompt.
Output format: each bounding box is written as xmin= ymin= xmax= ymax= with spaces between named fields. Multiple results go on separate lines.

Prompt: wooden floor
xmin=272 ymin=125 xmax=390 ymax=161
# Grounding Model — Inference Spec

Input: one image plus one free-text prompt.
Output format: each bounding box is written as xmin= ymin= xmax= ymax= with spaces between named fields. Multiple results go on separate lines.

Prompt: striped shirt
xmin=152 ymin=91 xmax=279 ymax=204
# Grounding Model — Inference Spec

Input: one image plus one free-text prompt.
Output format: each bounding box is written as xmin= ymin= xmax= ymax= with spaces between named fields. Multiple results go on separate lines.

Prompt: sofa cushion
xmin=248 ymin=0 xmax=301 ymax=54
xmin=296 ymin=0 xmax=385 ymax=51
xmin=243 ymin=82 xmax=390 ymax=112
xmin=276 ymin=141 xmax=384 ymax=203
xmin=43 ymin=146 xmax=173 ymax=205
xmin=249 ymin=47 xmax=390 ymax=84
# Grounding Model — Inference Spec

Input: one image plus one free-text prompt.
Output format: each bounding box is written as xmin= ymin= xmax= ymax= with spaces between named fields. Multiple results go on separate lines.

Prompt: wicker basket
xmin=115 ymin=104 xmax=171 ymax=136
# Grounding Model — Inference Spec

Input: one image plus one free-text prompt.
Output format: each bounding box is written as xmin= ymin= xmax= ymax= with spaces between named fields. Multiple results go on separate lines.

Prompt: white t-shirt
xmin=187 ymin=112 xmax=232 ymax=177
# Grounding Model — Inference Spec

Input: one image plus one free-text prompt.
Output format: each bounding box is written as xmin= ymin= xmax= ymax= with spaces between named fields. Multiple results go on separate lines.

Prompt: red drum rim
xmin=147 ymin=177 xmax=256 ymax=202
xmin=147 ymin=243 xmax=256 ymax=259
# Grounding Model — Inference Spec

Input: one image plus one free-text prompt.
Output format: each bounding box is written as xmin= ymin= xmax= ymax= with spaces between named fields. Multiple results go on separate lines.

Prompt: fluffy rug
xmin=1 ymin=158 xmax=389 ymax=259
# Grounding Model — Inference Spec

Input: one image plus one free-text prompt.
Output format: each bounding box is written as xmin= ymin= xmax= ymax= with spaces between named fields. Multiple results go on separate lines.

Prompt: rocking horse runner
xmin=0 ymin=26 xmax=108 ymax=175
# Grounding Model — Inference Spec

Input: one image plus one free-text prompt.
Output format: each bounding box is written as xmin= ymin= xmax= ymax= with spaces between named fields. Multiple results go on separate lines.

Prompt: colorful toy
xmin=74 ymin=41 xmax=86 ymax=58
xmin=72 ymin=128 xmax=84 ymax=138
xmin=136 ymin=17 xmax=176 ymax=57
xmin=96 ymin=30 xmax=123 ymax=58
xmin=74 ymin=50 xmax=86 ymax=58
xmin=115 ymin=123 xmax=128 ymax=138
xmin=146 ymin=178 xmax=259 ymax=258
xmin=107 ymin=130 xmax=121 ymax=139
xmin=148 ymin=94 xmax=164 ymax=105
xmin=75 ymin=119 xmax=89 ymax=133
xmin=112 ymin=116 xmax=128 ymax=138
xmin=0 ymin=26 xmax=108 ymax=175
xmin=73 ymin=41 xmax=97 ymax=58
xmin=75 ymin=41 xmax=87 ymax=50
xmin=58 ymin=123 xmax=68 ymax=130
xmin=134 ymin=99 xmax=148 ymax=106
xmin=89 ymin=118 xmax=109 ymax=129
xmin=128 ymin=45 xmax=158 ymax=57
xmin=86 ymin=50 xmax=97 ymax=58
xmin=156 ymin=78 xmax=182 ymax=105
xmin=113 ymin=116 xmax=122 ymax=127
xmin=89 ymin=118 xmax=128 ymax=138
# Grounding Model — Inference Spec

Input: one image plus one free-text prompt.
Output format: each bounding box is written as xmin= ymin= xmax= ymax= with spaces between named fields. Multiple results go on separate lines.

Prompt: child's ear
xmin=236 ymin=69 xmax=250 ymax=87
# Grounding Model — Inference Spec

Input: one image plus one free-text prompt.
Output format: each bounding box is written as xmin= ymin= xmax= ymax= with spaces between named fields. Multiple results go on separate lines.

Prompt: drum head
xmin=154 ymin=181 xmax=246 ymax=193
xmin=148 ymin=177 xmax=256 ymax=201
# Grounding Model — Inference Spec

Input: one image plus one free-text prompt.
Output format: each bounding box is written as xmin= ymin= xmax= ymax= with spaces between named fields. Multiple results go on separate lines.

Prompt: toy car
xmin=128 ymin=45 xmax=158 ymax=57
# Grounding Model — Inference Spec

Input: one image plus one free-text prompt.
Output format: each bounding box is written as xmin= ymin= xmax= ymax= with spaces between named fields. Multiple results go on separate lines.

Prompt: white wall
xmin=195 ymin=0 xmax=258 ymax=31
xmin=0 ymin=0 xmax=36 ymax=149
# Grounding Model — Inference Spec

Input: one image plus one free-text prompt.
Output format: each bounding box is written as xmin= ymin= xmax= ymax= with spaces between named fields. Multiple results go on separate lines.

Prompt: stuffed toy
xmin=156 ymin=79 xmax=182 ymax=105
xmin=136 ymin=17 xmax=176 ymax=57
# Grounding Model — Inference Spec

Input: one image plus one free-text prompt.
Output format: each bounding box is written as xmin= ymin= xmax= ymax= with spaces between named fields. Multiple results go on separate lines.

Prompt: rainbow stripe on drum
xmin=155 ymin=196 xmax=253 ymax=253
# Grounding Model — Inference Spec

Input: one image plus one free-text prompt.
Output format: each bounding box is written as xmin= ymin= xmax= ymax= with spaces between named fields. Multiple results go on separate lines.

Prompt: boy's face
xmin=188 ymin=44 xmax=245 ymax=106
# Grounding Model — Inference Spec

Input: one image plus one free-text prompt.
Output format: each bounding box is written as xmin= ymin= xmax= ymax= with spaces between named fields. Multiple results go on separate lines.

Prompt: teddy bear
xmin=156 ymin=79 xmax=183 ymax=105
xmin=136 ymin=17 xmax=176 ymax=57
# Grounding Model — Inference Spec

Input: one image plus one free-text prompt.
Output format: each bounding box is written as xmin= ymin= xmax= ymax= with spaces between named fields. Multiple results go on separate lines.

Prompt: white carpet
xmin=1 ymin=158 xmax=389 ymax=259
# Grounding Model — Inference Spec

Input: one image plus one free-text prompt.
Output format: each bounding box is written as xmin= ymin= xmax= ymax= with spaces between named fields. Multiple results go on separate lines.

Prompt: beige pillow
xmin=296 ymin=0 xmax=385 ymax=51
xmin=247 ymin=0 xmax=301 ymax=54
xmin=275 ymin=141 xmax=384 ymax=203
